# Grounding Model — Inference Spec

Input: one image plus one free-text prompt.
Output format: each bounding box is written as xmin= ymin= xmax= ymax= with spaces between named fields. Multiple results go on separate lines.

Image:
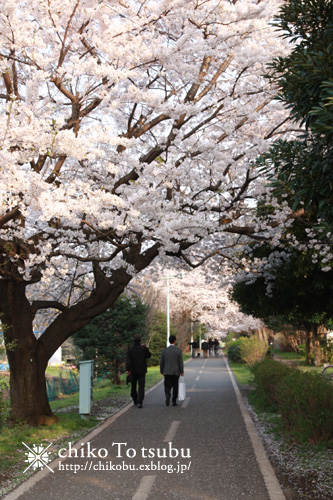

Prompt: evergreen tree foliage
xmin=261 ymin=0 xmax=333 ymax=230
xmin=147 ymin=311 xmax=174 ymax=366
xmin=73 ymin=296 xmax=148 ymax=384
xmin=232 ymin=251 xmax=333 ymax=325
xmin=231 ymin=248 xmax=333 ymax=365
xmin=237 ymin=0 xmax=333 ymax=366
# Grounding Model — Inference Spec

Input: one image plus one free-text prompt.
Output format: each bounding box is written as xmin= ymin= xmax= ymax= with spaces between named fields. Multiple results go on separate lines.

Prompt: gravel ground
xmin=55 ymin=394 xmax=131 ymax=419
xmin=244 ymin=396 xmax=333 ymax=500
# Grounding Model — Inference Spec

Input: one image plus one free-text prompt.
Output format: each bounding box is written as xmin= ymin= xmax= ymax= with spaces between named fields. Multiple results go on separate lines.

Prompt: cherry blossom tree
xmin=0 ymin=0 xmax=290 ymax=423
xmin=139 ymin=267 xmax=263 ymax=336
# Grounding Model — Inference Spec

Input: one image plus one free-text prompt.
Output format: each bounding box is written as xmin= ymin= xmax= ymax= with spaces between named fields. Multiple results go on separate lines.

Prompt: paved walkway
xmin=4 ymin=355 xmax=286 ymax=500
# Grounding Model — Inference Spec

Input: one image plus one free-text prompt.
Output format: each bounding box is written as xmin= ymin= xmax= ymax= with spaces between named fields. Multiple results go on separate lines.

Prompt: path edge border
xmin=224 ymin=355 xmax=286 ymax=500
xmin=2 ymin=361 xmax=194 ymax=500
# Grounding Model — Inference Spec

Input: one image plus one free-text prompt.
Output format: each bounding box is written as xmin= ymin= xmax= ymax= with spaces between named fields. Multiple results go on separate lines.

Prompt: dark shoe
xmin=165 ymin=395 xmax=170 ymax=406
xmin=173 ymin=402 xmax=177 ymax=406
xmin=137 ymin=403 xmax=143 ymax=408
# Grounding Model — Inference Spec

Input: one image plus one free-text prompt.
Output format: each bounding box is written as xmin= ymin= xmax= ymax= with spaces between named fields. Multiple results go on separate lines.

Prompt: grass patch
xmin=50 ymin=365 xmax=163 ymax=411
xmin=49 ymin=377 xmax=122 ymax=410
xmin=0 ymin=413 xmax=97 ymax=457
xmin=145 ymin=364 xmax=164 ymax=386
xmin=45 ymin=366 xmax=75 ymax=378
xmin=228 ymin=361 xmax=254 ymax=386
xmin=0 ymin=363 xmax=165 ymax=496
xmin=50 ymin=392 xmax=79 ymax=410
xmin=272 ymin=349 xmax=305 ymax=361
xmin=273 ymin=350 xmax=325 ymax=374
xmin=0 ymin=412 xmax=98 ymax=497
xmin=298 ymin=365 xmax=323 ymax=374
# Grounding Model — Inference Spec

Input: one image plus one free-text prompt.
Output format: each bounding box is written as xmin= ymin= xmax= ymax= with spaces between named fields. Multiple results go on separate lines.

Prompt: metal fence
xmin=46 ymin=371 xmax=79 ymax=401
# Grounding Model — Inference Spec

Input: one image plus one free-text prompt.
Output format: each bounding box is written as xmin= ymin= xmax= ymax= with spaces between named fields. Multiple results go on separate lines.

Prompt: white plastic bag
xmin=178 ymin=375 xmax=186 ymax=401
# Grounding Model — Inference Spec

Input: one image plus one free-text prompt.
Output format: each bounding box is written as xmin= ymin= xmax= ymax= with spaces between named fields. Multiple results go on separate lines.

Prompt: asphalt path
xmin=4 ymin=355 xmax=286 ymax=500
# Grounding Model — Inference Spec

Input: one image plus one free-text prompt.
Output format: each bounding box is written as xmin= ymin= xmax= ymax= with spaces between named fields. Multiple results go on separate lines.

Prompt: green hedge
xmin=227 ymin=341 xmax=243 ymax=363
xmin=251 ymin=360 xmax=333 ymax=445
xmin=276 ymin=370 xmax=333 ymax=444
xmin=251 ymin=359 xmax=290 ymax=412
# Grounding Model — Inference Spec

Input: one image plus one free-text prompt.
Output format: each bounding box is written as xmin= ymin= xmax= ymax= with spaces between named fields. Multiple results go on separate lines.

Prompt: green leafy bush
xmin=0 ymin=377 xmax=10 ymax=428
xmin=227 ymin=341 xmax=243 ymax=363
xmin=322 ymin=337 xmax=333 ymax=364
xmin=276 ymin=370 xmax=333 ymax=445
xmin=146 ymin=311 xmax=174 ymax=366
xmin=298 ymin=343 xmax=306 ymax=357
xmin=225 ymin=332 xmax=238 ymax=350
xmin=228 ymin=337 xmax=269 ymax=366
xmin=239 ymin=337 xmax=268 ymax=367
xmin=251 ymin=359 xmax=292 ymax=411
xmin=251 ymin=359 xmax=333 ymax=445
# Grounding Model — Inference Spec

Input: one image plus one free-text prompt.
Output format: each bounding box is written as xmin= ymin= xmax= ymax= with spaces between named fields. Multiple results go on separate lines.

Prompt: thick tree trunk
xmin=0 ymin=280 xmax=54 ymax=425
xmin=0 ymin=246 xmax=161 ymax=424
xmin=8 ymin=346 xmax=53 ymax=425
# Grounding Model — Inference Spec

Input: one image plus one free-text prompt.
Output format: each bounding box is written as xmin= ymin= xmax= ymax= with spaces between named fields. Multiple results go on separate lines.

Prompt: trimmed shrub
xmin=276 ymin=370 xmax=333 ymax=445
xmin=251 ymin=359 xmax=291 ymax=411
xmin=251 ymin=359 xmax=333 ymax=445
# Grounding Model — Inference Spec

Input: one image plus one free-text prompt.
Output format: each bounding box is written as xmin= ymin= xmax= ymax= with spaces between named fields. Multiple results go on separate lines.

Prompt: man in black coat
xmin=160 ymin=335 xmax=184 ymax=406
xmin=126 ymin=334 xmax=151 ymax=408
xmin=201 ymin=339 xmax=209 ymax=358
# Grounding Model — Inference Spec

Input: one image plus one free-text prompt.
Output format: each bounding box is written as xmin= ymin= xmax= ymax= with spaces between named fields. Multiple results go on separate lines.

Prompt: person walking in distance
xmin=126 ymin=334 xmax=151 ymax=408
xmin=201 ymin=338 xmax=209 ymax=358
xmin=160 ymin=335 xmax=184 ymax=406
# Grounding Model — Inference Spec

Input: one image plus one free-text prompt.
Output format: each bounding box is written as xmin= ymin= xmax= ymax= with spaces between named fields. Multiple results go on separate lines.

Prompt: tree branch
xmin=31 ymin=300 xmax=67 ymax=315
xmin=0 ymin=207 xmax=21 ymax=228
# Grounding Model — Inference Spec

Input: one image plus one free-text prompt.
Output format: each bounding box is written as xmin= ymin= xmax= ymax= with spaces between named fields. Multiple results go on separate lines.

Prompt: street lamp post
xmin=166 ymin=272 xmax=170 ymax=344
xmin=164 ymin=271 xmax=183 ymax=347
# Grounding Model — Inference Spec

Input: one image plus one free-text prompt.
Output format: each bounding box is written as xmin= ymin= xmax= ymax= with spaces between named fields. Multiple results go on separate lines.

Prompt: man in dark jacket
xmin=126 ymin=334 xmax=151 ymax=408
xmin=160 ymin=335 xmax=184 ymax=406
xmin=201 ymin=339 xmax=209 ymax=358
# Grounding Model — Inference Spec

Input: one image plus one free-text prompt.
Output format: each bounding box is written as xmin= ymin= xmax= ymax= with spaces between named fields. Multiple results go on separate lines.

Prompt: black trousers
xmin=164 ymin=375 xmax=180 ymax=402
xmin=131 ymin=374 xmax=146 ymax=405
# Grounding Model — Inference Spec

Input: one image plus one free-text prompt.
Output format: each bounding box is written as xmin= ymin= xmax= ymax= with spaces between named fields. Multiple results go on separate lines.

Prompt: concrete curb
xmin=224 ymin=356 xmax=286 ymax=500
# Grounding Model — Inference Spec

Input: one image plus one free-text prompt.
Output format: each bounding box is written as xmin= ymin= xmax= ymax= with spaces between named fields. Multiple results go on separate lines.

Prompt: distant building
xmin=48 ymin=347 xmax=62 ymax=365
